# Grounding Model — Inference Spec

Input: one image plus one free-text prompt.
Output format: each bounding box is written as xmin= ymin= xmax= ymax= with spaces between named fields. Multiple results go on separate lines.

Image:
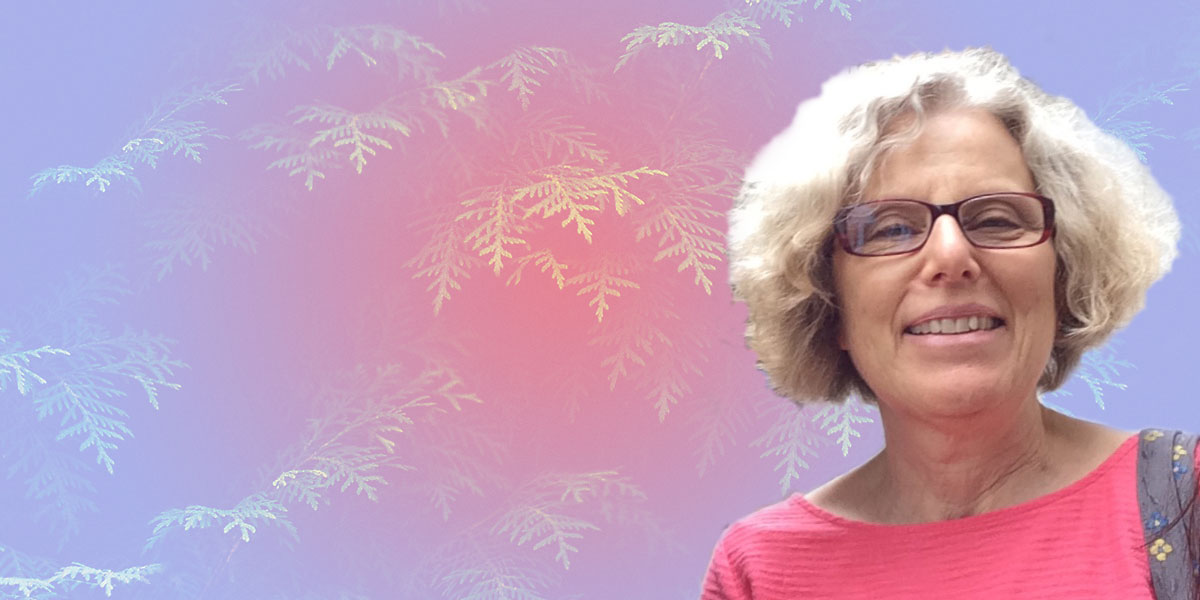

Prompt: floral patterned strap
xmin=1138 ymin=428 xmax=1200 ymax=599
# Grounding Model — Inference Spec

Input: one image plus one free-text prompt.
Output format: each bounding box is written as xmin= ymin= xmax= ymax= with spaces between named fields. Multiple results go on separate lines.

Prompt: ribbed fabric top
xmin=700 ymin=433 xmax=1197 ymax=599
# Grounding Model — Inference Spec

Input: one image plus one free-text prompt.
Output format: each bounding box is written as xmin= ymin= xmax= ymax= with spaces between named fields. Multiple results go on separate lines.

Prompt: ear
xmin=836 ymin=321 xmax=848 ymax=351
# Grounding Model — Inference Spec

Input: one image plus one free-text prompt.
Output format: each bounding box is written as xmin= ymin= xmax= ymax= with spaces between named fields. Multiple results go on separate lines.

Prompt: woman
xmin=703 ymin=48 xmax=1198 ymax=598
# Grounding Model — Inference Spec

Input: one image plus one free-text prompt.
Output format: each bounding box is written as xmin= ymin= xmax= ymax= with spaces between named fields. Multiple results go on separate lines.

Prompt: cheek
xmin=831 ymin=255 xmax=851 ymax=350
xmin=1029 ymin=254 xmax=1059 ymax=318
xmin=833 ymin=260 xmax=900 ymax=350
xmin=1005 ymin=252 xmax=1059 ymax=337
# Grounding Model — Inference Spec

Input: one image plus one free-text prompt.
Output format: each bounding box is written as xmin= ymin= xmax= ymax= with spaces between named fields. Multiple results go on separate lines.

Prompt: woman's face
xmin=832 ymin=108 xmax=1058 ymax=416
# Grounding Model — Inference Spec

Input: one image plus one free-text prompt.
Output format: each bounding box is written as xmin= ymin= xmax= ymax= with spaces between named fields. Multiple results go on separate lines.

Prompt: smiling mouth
xmin=904 ymin=316 xmax=1005 ymax=335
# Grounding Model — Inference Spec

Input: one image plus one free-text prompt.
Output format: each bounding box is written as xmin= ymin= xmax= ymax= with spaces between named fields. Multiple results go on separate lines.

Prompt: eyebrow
xmin=865 ymin=184 xmax=1034 ymax=202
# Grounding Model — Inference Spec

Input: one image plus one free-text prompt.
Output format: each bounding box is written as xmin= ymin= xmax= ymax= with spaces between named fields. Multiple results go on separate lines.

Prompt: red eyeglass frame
xmin=832 ymin=192 xmax=1057 ymax=257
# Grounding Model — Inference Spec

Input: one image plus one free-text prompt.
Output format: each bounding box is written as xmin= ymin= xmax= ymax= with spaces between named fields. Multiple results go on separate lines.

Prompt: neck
xmin=863 ymin=397 xmax=1066 ymax=523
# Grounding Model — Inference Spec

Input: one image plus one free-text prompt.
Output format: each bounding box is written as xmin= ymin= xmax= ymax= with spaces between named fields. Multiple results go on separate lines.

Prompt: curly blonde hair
xmin=728 ymin=48 xmax=1180 ymax=405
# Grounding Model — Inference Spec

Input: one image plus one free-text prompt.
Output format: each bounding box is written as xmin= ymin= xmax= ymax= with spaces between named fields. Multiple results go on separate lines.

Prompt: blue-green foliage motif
xmin=490 ymin=471 xmax=646 ymax=570
xmin=325 ymin=24 xmax=444 ymax=80
xmin=1042 ymin=341 xmax=1134 ymax=412
xmin=744 ymin=398 xmax=875 ymax=495
xmin=131 ymin=358 xmax=486 ymax=599
xmin=145 ymin=494 xmax=296 ymax=551
xmin=616 ymin=11 xmax=767 ymax=71
xmin=0 ymin=332 xmax=68 ymax=396
xmin=812 ymin=399 xmax=876 ymax=457
xmin=143 ymin=199 xmax=274 ymax=281
xmin=1094 ymin=81 xmax=1188 ymax=163
xmin=237 ymin=22 xmax=494 ymax=189
xmin=27 ymin=156 xmax=140 ymax=195
xmin=31 ymin=328 xmax=184 ymax=474
xmin=690 ymin=394 xmax=752 ymax=477
xmin=268 ymin=363 xmax=478 ymax=512
xmin=0 ymin=561 xmax=159 ymax=599
xmin=2 ymin=266 xmax=184 ymax=545
xmin=438 ymin=557 xmax=553 ymax=600
xmin=295 ymin=103 xmax=413 ymax=174
xmin=616 ymin=0 xmax=859 ymax=71
xmin=28 ymin=84 xmax=238 ymax=197
xmin=752 ymin=400 xmax=826 ymax=494
xmin=240 ymin=24 xmax=490 ymax=189
xmin=235 ymin=24 xmax=324 ymax=84
xmin=632 ymin=135 xmax=739 ymax=295
xmin=744 ymin=0 xmax=860 ymax=26
xmin=3 ymin=415 xmax=99 ymax=545
xmin=241 ymin=122 xmax=341 ymax=191
xmin=425 ymin=539 xmax=557 ymax=600
xmin=238 ymin=24 xmax=442 ymax=85
xmin=405 ymin=412 xmax=507 ymax=521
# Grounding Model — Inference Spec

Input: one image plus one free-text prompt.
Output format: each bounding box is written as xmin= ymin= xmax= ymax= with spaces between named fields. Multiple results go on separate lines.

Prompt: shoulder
xmin=1041 ymin=409 xmax=1132 ymax=459
xmin=704 ymin=501 xmax=808 ymax=600
xmin=802 ymin=459 xmax=880 ymax=522
xmin=714 ymin=496 xmax=822 ymax=554
xmin=1064 ymin=419 xmax=1133 ymax=458
xmin=706 ymin=495 xmax=844 ymax=592
xmin=1023 ymin=414 xmax=1133 ymax=494
xmin=722 ymin=496 xmax=809 ymax=536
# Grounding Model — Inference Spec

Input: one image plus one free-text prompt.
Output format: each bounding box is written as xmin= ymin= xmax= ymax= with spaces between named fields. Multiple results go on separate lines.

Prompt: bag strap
xmin=1137 ymin=428 xmax=1200 ymax=600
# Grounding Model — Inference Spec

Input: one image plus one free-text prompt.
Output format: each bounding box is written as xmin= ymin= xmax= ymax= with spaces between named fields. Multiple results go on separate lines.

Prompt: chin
xmin=884 ymin=378 xmax=1030 ymax=415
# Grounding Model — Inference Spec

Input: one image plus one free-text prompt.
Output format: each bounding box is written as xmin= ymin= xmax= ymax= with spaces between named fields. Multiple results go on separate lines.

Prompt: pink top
xmin=701 ymin=434 xmax=1196 ymax=599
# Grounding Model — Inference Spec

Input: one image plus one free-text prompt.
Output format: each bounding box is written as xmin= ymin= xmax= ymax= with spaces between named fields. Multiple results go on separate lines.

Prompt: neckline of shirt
xmin=788 ymin=432 xmax=1139 ymax=532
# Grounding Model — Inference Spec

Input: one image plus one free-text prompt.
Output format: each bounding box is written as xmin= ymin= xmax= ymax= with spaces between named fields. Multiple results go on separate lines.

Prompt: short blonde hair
xmin=728 ymin=48 xmax=1180 ymax=405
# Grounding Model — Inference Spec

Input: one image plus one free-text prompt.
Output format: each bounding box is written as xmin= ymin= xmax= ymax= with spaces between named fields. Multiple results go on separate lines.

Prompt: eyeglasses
xmin=833 ymin=193 xmax=1055 ymax=257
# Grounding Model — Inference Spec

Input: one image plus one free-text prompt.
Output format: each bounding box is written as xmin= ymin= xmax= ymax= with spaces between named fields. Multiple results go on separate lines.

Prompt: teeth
xmin=907 ymin=316 xmax=1000 ymax=335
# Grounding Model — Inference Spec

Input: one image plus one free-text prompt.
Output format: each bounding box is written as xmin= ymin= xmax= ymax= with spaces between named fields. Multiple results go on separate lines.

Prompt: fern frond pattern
xmin=31 ymin=330 xmax=184 ymax=473
xmin=489 ymin=46 xmax=568 ymax=109
xmin=751 ymin=400 xmax=825 ymax=495
xmin=145 ymin=493 xmax=296 ymax=551
xmin=143 ymin=200 xmax=272 ymax=280
xmin=491 ymin=471 xmax=645 ymax=570
xmin=295 ymin=103 xmax=413 ymax=174
xmin=28 ymin=84 xmax=238 ymax=196
xmin=616 ymin=11 xmax=768 ymax=71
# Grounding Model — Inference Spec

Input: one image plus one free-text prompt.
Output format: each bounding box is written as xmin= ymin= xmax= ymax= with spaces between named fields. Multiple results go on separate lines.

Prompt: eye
xmin=839 ymin=201 xmax=928 ymax=251
xmin=961 ymin=196 xmax=1043 ymax=231
xmin=869 ymin=222 xmax=919 ymax=239
xmin=969 ymin=215 xmax=1023 ymax=230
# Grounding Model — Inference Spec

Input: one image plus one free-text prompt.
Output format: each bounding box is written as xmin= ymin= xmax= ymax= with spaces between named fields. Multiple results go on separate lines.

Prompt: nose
xmin=918 ymin=214 xmax=980 ymax=283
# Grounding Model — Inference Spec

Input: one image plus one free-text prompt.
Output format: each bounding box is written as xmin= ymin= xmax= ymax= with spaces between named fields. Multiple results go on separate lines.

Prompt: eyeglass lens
xmin=841 ymin=195 xmax=1047 ymax=255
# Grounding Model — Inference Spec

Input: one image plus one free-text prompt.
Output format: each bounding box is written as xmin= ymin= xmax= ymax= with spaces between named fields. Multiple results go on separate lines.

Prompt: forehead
xmin=863 ymin=108 xmax=1034 ymax=201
